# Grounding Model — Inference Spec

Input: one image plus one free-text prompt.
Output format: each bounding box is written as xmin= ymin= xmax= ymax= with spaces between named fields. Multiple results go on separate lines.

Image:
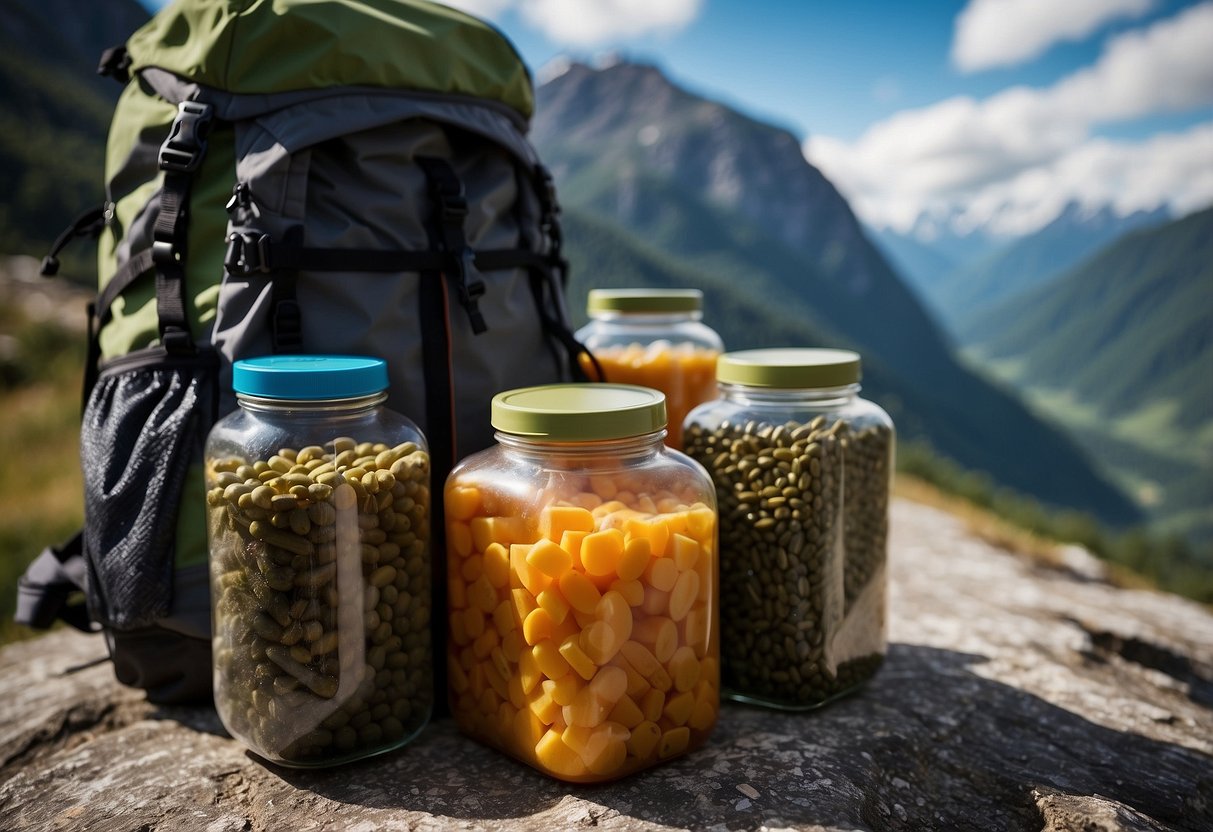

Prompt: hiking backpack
xmin=17 ymin=0 xmax=588 ymax=704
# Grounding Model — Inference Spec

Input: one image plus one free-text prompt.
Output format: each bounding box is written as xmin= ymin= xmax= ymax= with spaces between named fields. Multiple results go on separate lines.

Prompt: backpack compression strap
xmin=152 ymin=101 xmax=214 ymax=354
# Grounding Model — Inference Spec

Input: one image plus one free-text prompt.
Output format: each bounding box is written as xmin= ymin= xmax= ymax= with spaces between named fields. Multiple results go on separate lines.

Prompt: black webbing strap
xmin=97 ymin=45 xmax=131 ymax=85
xmin=269 ymin=226 xmax=303 ymax=352
xmin=416 ymin=176 xmax=457 ymax=717
xmin=39 ymin=206 xmax=107 ymax=277
xmin=416 ymin=156 xmax=487 ymax=334
xmin=152 ymin=101 xmax=213 ymax=354
xmin=527 ymin=162 xmax=596 ymax=381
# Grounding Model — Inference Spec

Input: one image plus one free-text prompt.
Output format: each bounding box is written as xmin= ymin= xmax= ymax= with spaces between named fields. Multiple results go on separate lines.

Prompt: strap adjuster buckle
xmin=225 ymin=231 xmax=271 ymax=276
xmin=159 ymin=101 xmax=214 ymax=173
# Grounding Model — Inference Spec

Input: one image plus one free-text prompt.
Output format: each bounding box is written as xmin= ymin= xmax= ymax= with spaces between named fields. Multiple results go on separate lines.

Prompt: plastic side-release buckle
xmin=159 ymin=101 xmax=214 ymax=173
xmin=224 ymin=232 xmax=272 ymax=276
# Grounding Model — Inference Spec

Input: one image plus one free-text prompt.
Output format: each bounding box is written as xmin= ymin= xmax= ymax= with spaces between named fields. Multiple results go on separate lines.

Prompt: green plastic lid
xmin=587 ymin=288 xmax=703 ymax=315
xmin=491 ymin=384 xmax=667 ymax=440
xmin=233 ymin=355 xmax=388 ymax=399
xmin=716 ymin=348 xmax=861 ymax=388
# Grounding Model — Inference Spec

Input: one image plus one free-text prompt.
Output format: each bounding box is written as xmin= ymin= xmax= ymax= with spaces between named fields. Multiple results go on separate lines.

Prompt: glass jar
xmin=444 ymin=384 xmax=719 ymax=782
xmin=205 ymin=356 xmax=433 ymax=766
xmin=683 ymin=348 xmax=893 ymax=710
xmin=575 ymin=289 xmax=724 ymax=449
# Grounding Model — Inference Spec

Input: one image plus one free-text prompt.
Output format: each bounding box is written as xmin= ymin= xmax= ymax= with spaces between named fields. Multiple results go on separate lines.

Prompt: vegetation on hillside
xmin=963 ymin=207 xmax=1213 ymax=545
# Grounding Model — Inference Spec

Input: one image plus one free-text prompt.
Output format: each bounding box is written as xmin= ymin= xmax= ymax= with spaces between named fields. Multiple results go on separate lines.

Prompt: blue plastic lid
xmin=232 ymin=356 xmax=389 ymax=400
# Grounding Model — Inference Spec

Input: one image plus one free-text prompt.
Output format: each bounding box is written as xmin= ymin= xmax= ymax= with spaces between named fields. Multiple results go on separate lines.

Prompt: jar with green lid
xmin=205 ymin=356 xmax=433 ymax=766
xmin=682 ymin=348 xmax=892 ymax=710
xmin=444 ymin=383 xmax=719 ymax=782
xmin=575 ymin=289 xmax=724 ymax=449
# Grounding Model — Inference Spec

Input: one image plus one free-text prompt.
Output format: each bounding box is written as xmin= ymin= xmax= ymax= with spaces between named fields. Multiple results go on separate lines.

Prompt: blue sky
xmin=140 ymin=0 xmax=1213 ymax=237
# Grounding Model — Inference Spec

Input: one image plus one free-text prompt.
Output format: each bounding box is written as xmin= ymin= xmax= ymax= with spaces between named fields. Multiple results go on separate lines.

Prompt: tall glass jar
xmin=575 ymin=289 xmax=723 ymax=449
xmin=683 ymin=348 xmax=893 ymax=710
xmin=205 ymin=356 xmax=432 ymax=766
xmin=444 ymin=384 xmax=719 ymax=782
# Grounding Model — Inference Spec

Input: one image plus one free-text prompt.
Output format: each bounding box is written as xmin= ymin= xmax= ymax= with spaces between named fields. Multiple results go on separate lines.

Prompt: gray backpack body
xmin=18 ymin=0 xmax=584 ymax=704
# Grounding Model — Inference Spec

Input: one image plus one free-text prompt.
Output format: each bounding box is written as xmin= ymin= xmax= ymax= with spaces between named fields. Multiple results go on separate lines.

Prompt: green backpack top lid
xmin=126 ymin=0 xmax=534 ymax=118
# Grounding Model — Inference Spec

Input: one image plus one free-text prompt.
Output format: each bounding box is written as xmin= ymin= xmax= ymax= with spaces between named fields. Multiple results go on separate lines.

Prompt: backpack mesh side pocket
xmin=81 ymin=346 xmax=218 ymax=629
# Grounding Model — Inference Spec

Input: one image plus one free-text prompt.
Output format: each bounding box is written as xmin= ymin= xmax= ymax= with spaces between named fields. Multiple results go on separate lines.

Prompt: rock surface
xmin=2 ymin=499 xmax=1210 ymax=831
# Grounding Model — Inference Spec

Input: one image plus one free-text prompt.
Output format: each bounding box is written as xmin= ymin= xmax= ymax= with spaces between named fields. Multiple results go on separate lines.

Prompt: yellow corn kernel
xmin=515 ymin=707 xmax=546 ymax=751
xmin=588 ymin=665 xmax=628 ymax=705
xmin=683 ymin=605 xmax=709 ymax=657
xmin=686 ymin=504 xmax=715 ymax=538
xmin=663 ymin=691 xmax=695 ymax=726
xmin=641 ymin=586 xmax=669 ymax=616
xmin=483 ymin=542 xmax=511 ymax=588
xmin=501 ymin=628 xmax=523 ymax=663
xmin=563 ymin=685 xmax=610 ymax=727
xmin=464 ymin=606 xmax=486 ymax=640
xmin=560 ymin=724 xmax=594 ymax=756
xmin=619 ymin=639 xmax=661 ymax=676
xmin=569 ymin=492 xmax=604 ymax=511
xmin=572 ymin=608 xmax=597 ymax=629
xmin=689 ymin=698 xmax=716 ymax=732
xmin=559 ymin=636 xmax=598 ymax=681
xmin=589 ymin=474 xmax=618 ymax=499
xmin=473 ymin=627 xmax=499 ymax=660
xmin=486 ymin=659 xmax=510 ymax=701
xmin=491 ymin=644 xmax=511 ymax=681
xmin=669 ymin=569 xmax=701 ymax=621
xmin=585 ymin=736 xmax=628 ymax=775
xmin=450 ymin=609 xmax=471 ymax=646
xmin=699 ymin=656 xmax=719 ymax=686
xmin=459 ymin=553 xmax=483 ymax=583
xmin=549 ymin=672 xmax=583 ymax=706
xmin=598 ymin=590 xmax=633 ymax=642
xmin=580 ymin=528 xmax=625 ymax=576
xmin=608 ymin=694 xmax=644 ymax=729
xmin=523 ymin=607 xmax=556 ymax=646
xmin=449 ymin=576 xmax=468 ymax=611
xmin=530 ymin=685 xmax=562 ymax=725
xmin=496 ymin=700 xmax=517 ymax=734
xmin=511 ymin=586 xmax=538 ymax=622
xmin=508 ymin=671 xmax=526 ymax=709
xmin=468 ymin=663 xmax=486 ymax=699
xmin=660 ymin=727 xmax=692 ymax=761
xmin=591 ymin=499 xmax=628 ymax=519
xmin=640 ymin=688 xmax=664 ymax=723
xmin=559 ymin=530 xmax=589 ymax=569
xmin=549 ymin=609 xmax=581 ymax=643
xmin=610 ymin=578 xmax=644 ymax=607
xmin=446 ymin=486 xmax=481 ymax=520
xmin=626 ymin=518 xmax=670 ymax=557
xmin=469 ymin=516 xmax=495 ymax=553
xmin=627 ymin=720 xmax=661 ymax=759
xmin=492 ymin=599 xmax=516 ymax=637
xmin=519 ymin=646 xmax=543 ymax=694
xmin=634 ymin=493 xmax=657 ymax=514
xmin=510 ymin=543 xmax=551 ymax=597
xmin=671 ymin=534 xmax=700 ymax=571
xmin=459 ymin=645 xmax=477 ymax=671
xmin=634 ymin=616 xmax=677 ymax=662
xmin=535 ymin=729 xmax=588 ymax=778
xmin=580 ymin=621 xmax=618 ymax=665
xmin=643 ymin=557 xmax=678 ymax=593
xmin=448 ymin=521 xmax=473 ymax=557
xmin=612 ymin=652 xmax=651 ymax=699
xmin=558 ymin=570 xmax=601 ymax=614
xmin=533 ymin=638 xmax=571 ymax=680
xmin=616 ymin=537 xmax=651 ymax=582
xmin=669 ymin=646 xmax=700 ymax=692
xmin=540 ymin=504 xmax=596 ymax=543
xmin=468 ymin=573 xmax=497 ymax=614
xmin=478 ymin=686 xmax=501 ymax=716
xmin=527 ymin=538 xmax=573 ymax=578
xmin=536 ymin=587 xmax=570 ymax=625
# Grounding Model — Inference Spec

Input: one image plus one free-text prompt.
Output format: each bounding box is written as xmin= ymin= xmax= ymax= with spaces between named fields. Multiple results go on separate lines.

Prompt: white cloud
xmin=440 ymin=0 xmax=703 ymax=45
xmin=953 ymin=0 xmax=1155 ymax=72
xmin=806 ymin=3 xmax=1213 ymax=235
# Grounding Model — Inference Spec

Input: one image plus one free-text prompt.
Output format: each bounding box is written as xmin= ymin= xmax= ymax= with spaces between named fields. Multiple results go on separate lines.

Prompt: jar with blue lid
xmin=204 ymin=355 xmax=432 ymax=766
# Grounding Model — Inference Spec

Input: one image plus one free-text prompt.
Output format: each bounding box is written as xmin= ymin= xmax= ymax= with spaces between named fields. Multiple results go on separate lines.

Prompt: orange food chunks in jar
xmin=446 ymin=479 xmax=718 ymax=782
xmin=581 ymin=345 xmax=719 ymax=449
